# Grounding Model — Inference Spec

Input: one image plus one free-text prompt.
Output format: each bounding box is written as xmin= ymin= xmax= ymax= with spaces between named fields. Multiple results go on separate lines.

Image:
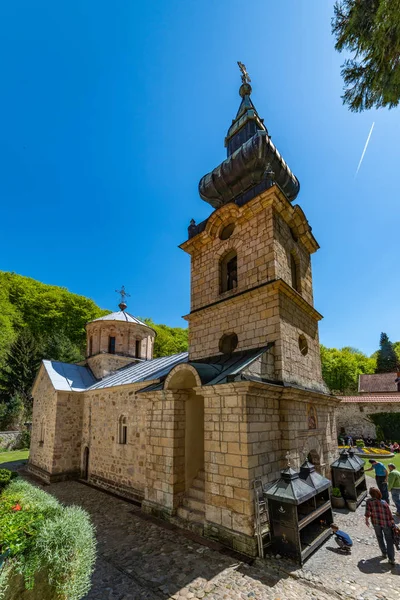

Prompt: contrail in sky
xmin=355 ymin=122 xmax=375 ymax=177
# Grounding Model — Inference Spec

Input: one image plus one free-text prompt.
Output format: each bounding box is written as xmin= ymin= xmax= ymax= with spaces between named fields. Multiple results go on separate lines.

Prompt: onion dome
xmin=199 ymin=63 xmax=300 ymax=209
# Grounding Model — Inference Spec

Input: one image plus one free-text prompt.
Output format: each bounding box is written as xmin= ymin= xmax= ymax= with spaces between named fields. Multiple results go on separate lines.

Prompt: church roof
xmin=42 ymin=360 xmax=97 ymax=392
xmin=89 ymin=311 xmax=153 ymax=329
xmin=88 ymin=352 xmax=189 ymax=390
xmin=339 ymin=395 xmax=400 ymax=403
xmin=358 ymin=372 xmax=399 ymax=393
xmin=40 ymin=345 xmax=274 ymax=394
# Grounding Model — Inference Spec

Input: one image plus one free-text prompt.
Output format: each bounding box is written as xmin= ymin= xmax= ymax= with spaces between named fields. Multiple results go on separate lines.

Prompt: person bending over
xmin=330 ymin=524 xmax=353 ymax=554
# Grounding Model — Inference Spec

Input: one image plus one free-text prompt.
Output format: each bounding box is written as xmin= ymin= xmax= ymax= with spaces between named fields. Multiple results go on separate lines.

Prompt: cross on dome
xmin=115 ymin=285 xmax=131 ymax=311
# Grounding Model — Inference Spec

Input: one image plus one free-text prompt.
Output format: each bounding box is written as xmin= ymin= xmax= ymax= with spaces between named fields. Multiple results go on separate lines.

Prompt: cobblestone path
xmin=29 ymin=476 xmax=400 ymax=600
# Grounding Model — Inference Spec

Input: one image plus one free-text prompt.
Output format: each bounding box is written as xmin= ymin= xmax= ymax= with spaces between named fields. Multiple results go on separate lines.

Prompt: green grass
xmin=0 ymin=449 xmax=29 ymax=464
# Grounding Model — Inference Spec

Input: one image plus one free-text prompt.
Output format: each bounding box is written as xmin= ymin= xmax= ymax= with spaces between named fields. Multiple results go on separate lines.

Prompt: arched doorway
xmin=165 ymin=366 xmax=204 ymax=491
xmin=82 ymin=446 xmax=89 ymax=480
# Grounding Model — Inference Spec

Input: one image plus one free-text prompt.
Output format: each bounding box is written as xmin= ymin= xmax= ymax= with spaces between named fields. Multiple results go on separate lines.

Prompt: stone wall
xmin=29 ymin=368 xmax=58 ymax=479
xmin=86 ymin=353 xmax=138 ymax=379
xmin=50 ymin=391 xmax=84 ymax=478
xmin=273 ymin=211 xmax=313 ymax=306
xmin=187 ymin=282 xmax=326 ymax=393
xmin=86 ymin=320 xmax=154 ymax=361
xmin=0 ymin=431 xmax=21 ymax=450
xmin=83 ymin=385 xmax=148 ymax=501
xmin=143 ymin=390 xmax=186 ymax=513
xmin=337 ymin=400 xmax=400 ymax=439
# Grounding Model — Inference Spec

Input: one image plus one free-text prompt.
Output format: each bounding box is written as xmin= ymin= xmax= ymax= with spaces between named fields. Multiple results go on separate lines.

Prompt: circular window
xmin=219 ymin=333 xmax=238 ymax=354
xmin=219 ymin=223 xmax=235 ymax=240
xmin=299 ymin=335 xmax=308 ymax=356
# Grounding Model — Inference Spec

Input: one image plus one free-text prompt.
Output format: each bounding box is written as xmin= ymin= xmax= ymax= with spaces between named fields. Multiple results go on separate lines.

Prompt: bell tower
xmin=181 ymin=64 xmax=327 ymax=394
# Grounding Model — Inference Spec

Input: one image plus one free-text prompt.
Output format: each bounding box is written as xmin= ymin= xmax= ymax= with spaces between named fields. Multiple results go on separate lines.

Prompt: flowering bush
xmin=0 ymin=479 xmax=96 ymax=600
xmin=338 ymin=445 xmax=392 ymax=455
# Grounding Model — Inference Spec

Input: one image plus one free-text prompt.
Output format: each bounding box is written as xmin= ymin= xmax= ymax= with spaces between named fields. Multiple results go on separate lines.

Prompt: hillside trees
xmin=320 ymin=345 xmax=376 ymax=394
xmin=144 ymin=318 xmax=188 ymax=357
xmin=332 ymin=0 xmax=400 ymax=111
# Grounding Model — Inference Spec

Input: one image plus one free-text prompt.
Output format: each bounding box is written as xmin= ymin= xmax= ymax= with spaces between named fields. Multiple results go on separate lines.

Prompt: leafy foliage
xmin=0 ymin=480 xmax=96 ymax=600
xmin=320 ymin=345 xmax=376 ymax=394
xmin=332 ymin=0 xmax=400 ymax=111
xmin=369 ymin=413 xmax=400 ymax=441
xmin=144 ymin=318 xmax=188 ymax=357
xmin=375 ymin=332 xmax=399 ymax=373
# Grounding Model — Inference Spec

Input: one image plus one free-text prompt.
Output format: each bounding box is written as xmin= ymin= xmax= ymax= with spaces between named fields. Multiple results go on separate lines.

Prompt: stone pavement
xmin=23 ymin=475 xmax=400 ymax=600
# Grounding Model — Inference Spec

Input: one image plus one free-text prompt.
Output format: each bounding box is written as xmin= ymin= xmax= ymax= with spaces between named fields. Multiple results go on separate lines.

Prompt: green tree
xmin=42 ymin=331 xmax=84 ymax=364
xmin=332 ymin=0 xmax=400 ymax=111
xmin=144 ymin=319 xmax=188 ymax=357
xmin=0 ymin=329 xmax=42 ymax=414
xmin=375 ymin=332 xmax=399 ymax=373
xmin=321 ymin=345 xmax=376 ymax=394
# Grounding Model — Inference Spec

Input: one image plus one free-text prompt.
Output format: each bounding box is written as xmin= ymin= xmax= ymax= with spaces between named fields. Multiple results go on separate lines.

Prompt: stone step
xmin=187 ymin=485 xmax=205 ymax=502
xmin=176 ymin=506 xmax=205 ymax=523
xmin=183 ymin=495 xmax=205 ymax=513
xmin=192 ymin=477 xmax=205 ymax=490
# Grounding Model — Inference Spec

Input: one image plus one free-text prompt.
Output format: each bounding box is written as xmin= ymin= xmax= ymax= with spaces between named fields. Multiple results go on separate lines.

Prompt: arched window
xmin=118 ymin=416 xmax=127 ymax=445
xmin=290 ymin=253 xmax=300 ymax=292
xmin=108 ymin=336 xmax=116 ymax=354
xmin=89 ymin=336 xmax=93 ymax=357
xmin=220 ymin=250 xmax=238 ymax=294
xmin=135 ymin=339 xmax=141 ymax=358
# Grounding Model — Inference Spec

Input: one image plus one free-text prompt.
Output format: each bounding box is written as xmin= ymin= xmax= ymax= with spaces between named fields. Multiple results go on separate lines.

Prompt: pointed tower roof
xmin=199 ymin=63 xmax=300 ymax=209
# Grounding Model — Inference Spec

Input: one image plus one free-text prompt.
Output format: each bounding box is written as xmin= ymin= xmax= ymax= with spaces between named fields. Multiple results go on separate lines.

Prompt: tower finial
xmin=115 ymin=285 xmax=131 ymax=311
xmin=237 ymin=61 xmax=252 ymax=98
xmin=237 ymin=61 xmax=251 ymax=84
xmin=285 ymin=451 xmax=291 ymax=468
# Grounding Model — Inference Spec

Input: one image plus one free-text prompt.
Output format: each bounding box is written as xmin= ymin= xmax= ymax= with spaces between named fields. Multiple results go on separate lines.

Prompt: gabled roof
xmin=139 ymin=345 xmax=273 ymax=392
xmin=87 ymin=352 xmax=189 ymax=390
xmin=42 ymin=360 xmax=97 ymax=392
xmin=359 ymin=372 xmax=399 ymax=393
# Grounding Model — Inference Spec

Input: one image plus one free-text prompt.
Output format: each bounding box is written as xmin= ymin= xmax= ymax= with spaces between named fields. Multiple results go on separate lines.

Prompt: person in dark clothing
xmin=365 ymin=487 xmax=395 ymax=566
xmin=330 ymin=524 xmax=353 ymax=554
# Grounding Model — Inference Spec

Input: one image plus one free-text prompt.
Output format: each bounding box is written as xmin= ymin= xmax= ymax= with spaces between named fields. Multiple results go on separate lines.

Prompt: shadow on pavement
xmin=357 ymin=556 xmax=398 ymax=575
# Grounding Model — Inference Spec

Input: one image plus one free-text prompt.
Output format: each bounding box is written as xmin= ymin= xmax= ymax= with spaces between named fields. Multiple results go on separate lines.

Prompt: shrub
xmin=15 ymin=430 xmax=31 ymax=451
xmin=368 ymin=413 xmax=400 ymax=441
xmin=0 ymin=480 xmax=96 ymax=600
xmin=356 ymin=439 xmax=365 ymax=448
xmin=0 ymin=470 xmax=16 ymax=492
xmin=332 ymin=487 xmax=342 ymax=498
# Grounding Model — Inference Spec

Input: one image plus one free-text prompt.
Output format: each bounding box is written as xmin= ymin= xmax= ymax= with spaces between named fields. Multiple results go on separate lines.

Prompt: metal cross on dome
xmin=115 ymin=285 xmax=131 ymax=310
xmin=237 ymin=61 xmax=251 ymax=84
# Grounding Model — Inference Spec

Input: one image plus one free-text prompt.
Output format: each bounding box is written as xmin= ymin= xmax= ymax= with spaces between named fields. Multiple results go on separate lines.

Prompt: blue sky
xmin=0 ymin=1 xmax=398 ymax=356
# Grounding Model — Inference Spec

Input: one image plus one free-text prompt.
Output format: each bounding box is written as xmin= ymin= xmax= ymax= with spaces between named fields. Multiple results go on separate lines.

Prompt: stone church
xmin=29 ymin=66 xmax=339 ymax=556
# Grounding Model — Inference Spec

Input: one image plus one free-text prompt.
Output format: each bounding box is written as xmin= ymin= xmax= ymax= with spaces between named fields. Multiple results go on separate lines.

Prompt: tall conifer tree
xmin=332 ymin=0 xmax=400 ymax=111
xmin=375 ymin=332 xmax=399 ymax=373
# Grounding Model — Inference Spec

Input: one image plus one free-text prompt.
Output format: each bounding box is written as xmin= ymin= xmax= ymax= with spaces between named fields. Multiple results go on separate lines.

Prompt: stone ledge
xmin=27 ymin=463 xmax=80 ymax=483
xmin=89 ymin=474 xmax=144 ymax=504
